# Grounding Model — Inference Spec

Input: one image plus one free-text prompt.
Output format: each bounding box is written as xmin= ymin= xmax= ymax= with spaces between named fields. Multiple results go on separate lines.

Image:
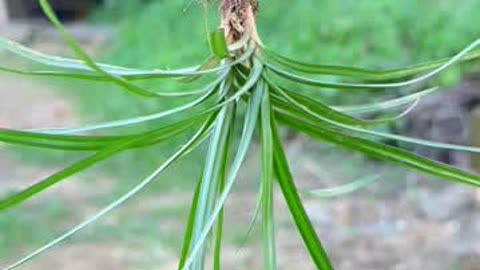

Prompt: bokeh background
xmin=0 ymin=0 xmax=479 ymax=269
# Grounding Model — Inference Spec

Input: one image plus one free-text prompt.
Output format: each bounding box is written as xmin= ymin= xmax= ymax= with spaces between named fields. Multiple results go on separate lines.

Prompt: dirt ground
xmin=0 ymin=23 xmax=479 ymax=270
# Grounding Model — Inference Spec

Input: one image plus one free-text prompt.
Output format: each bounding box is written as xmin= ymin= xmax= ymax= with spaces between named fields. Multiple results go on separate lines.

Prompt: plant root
xmin=220 ymin=0 xmax=259 ymax=44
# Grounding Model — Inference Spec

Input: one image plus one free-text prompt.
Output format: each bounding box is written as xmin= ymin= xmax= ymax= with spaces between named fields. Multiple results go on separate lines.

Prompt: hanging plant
xmin=1 ymin=0 xmax=479 ymax=269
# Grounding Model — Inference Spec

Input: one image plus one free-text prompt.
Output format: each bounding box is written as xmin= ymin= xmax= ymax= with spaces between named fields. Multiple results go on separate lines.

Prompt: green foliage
xmin=0 ymin=0 xmax=480 ymax=269
xmin=71 ymin=0 xmax=480 ymax=180
xmin=64 ymin=1 xmax=212 ymax=181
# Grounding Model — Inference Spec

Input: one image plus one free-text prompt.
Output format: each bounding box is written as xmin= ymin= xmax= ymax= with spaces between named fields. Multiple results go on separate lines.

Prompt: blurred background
xmin=0 ymin=0 xmax=479 ymax=269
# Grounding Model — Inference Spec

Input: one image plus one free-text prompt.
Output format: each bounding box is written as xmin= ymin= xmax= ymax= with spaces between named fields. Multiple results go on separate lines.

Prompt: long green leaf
xmin=35 ymin=75 xmax=224 ymax=135
xmin=234 ymin=81 xmax=270 ymax=247
xmin=0 ymin=129 xmax=119 ymax=151
xmin=1 ymin=64 xmax=233 ymax=98
xmin=333 ymin=87 xmax=438 ymax=115
xmin=0 ymin=36 xmax=254 ymax=80
xmin=36 ymin=58 xmax=259 ymax=136
xmin=304 ymin=175 xmax=381 ymax=198
xmin=278 ymin=112 xmax=480 ymax=188
xmin=178 ymin=177 xmax=203 ymax=270
xmin=237 ymin=182 xmax=263 ymax=250
xmin=260 ymin=86 xmax=277 ymax=270
xmin=3 ymin=119 xmax=214 ymax=270
xmin=0 ymin=116 xmax=200 ymax=151
xmin=0 ymin=115 xmax=209 ymax=211
xmin=179 ymin=57 xmax=219 ymax=84
xmin=271 ymin=85 xmax=419 ymax=125
xmin=261 ymin=45 xmax=480 ymax=81
xmin=39 ymin=0 xmax=168 ymax=97
xmin=269 ymin=79 xmax=431 ymax=125
xmin=0 ymin=65 xmax=115 ymax=81
xmin=36 ymin=60 xmax=261 ymax=136
xmin=271 ymin=115 xmax=333 ymax=270
xmin=0 ymin=37 xmax=158 ymax=73
xmin=263 ymin=39 xmax=480 ymax=90
xmin=182 ymin=78 xmax=263 ymax=270
xmin=213 ymin=106 xmax=235 ymax=270
xmin=272 ymin=85 xmax=480 ymax=154
xmin=37 ymin=0 xmax=251 ymax=98
xmin=190 ymin=103 xmax=235 ymax=269
xmin=266 ymin=80 xmax=367 ymax=127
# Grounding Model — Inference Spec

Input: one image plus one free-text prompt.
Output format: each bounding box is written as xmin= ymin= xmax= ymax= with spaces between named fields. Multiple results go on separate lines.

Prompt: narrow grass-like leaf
xmin=179 ymin=57 xmax=219 ymax=84
xmin=261 ymin=45 xmax=480 ymax=81
xmin=0 ymin=117 xmax=200 ymax=151
xmin=271 ymin=82 xmax=437 ymax=117
xmin=271 ymin=115 xmax=333 ymax=270
xmin=39 ymin=0 xmax=170 ymax=97
xmin=0 ymin=129 xmax=120 ymax=151
xmin=32 ymin=57 xmax=259 ymax=136
xmin=0 ymin=37 xmax=156 ymax=73
xmin=260 ymin=86 xmax=277 ymax=270
xmin=334 ymin=87 xmax=439 ymax=115
xmin=191 ymin=104 xmax=235 ymax=269
xmin=213 ymin=102 xmax=236 ymax=270
xmin=263 ymin=39 xmax=480 ymax=90
xmin=213 ymin=178 xmax=225 ymax=270
xmin=304 ymin=175 xmax=381 ymax=198
xmin=266 ymin=81 xmax=368 ymax=127
xmin=178 ymin=178 xmax=203 ymax=270
xmin=218 ymin=58 xmax=263 ymax=103
xmin=271 ymin=86 xmax=415 ymax=126
xmin=364 ymin=98 xmax=420 ymax=123
xmin=272 ymin=85 xmax=480 ymax=154
xmin=213 ymin=110 xmax=235 ymax=270
xmin=182 ymin=79 xmax=263 ymax=270
xmin=0 ymin=36 xmax=255 ymax=80
xmin=279 ymin=85 xmax=421 ymax=124
xmin=37 ymin=0 xmax=251 ymax=98
xmin=0 ymin=65 xmax=115 ymax=81
xmin=36 ymin=61 xmax=262 ymax=135
xmin=0 ymin=66 xmax=231 ymax=98
xmin=3 ymin=119 xmax=213 ymax=270
xmin=268 ymin=80 xmax=425 ymax=125
xmin=237 ymin=183 xmax=263 ymax=249
xmin=278 ymin=112 xmax=480 ymax=188
xmin=0 ymin=115 xmax=209 ymax=210
xmin=36 ymin=73 xmax=226 ymax=135
xmin=235 ymin=119 xmax=265 ymax=248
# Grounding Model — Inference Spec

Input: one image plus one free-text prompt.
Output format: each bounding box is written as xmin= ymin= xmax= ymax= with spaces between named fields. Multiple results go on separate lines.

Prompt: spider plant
xmin=1 ymin=0 xmax=480 ymax=269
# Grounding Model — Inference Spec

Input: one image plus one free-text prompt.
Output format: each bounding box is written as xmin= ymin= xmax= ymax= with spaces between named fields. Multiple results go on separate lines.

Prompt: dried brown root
xmin=219 ymin=0 xmax=260 ymax=45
